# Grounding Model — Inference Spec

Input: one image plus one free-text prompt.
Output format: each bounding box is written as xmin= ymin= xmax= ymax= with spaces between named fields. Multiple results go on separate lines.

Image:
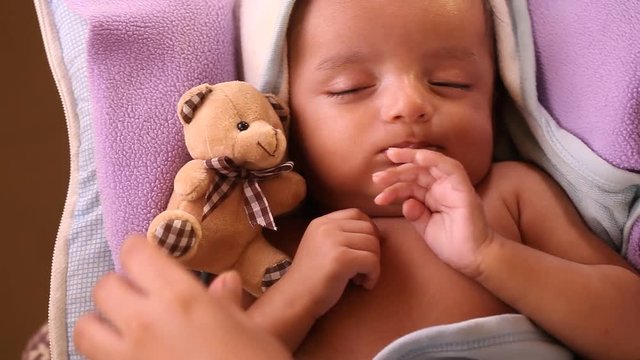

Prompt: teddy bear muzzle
xmin=234 ymin=121 xmax=287 ymax=169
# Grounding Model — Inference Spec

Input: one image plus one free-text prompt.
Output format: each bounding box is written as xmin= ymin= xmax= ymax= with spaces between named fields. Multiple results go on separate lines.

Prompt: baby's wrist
xmin=283 ymin=264 xmax=332 ymax=319
xmin=472 ymin=231 xmax=504 ymax=282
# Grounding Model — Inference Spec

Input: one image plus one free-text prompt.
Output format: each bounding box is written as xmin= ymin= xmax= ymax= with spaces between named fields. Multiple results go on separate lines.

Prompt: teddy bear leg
xmin=147 ymin=209 xmax=202 ymax=259
xmin=233 ymin=235 xmax=291 ymax=297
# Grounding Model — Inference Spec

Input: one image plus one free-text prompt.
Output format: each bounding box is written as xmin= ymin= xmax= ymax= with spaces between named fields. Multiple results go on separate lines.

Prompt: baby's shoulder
xmin=479 ymin=161 xmax=561 ymax=210
xmin=485 ymin=161 xmax=555 ymax=191
xmin=490 ymin=160 xmax=545 ymax=177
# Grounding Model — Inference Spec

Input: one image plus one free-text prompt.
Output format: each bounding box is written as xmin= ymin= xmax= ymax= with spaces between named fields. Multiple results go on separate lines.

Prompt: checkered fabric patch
xmin=154 ymin=219 xmax=196 ymax=257
xmin=261 ymin=258 xmax=292 ymax=292
xmin=179 ymin=87 xmax=212 ymax=124
xmin=22 ymin=323 xmax=50 ymax=360
xmin=203 ymin=156 xmax=294 ymax=230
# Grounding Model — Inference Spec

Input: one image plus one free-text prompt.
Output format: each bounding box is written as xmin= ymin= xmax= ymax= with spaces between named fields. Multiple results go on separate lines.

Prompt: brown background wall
xmin=1 ymin=0 xmax=69 ymax=358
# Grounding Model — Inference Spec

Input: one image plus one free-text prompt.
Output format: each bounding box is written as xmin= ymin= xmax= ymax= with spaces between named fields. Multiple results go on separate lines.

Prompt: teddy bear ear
xmin=264 ymin=93 xmax=290 ymax=132
xmin=177 ymin=84 xmax=214 ymax=125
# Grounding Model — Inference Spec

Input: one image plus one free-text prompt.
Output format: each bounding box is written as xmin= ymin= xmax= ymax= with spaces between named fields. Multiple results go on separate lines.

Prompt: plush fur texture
xmin=147 ymin=81 xmax=306 ymax=296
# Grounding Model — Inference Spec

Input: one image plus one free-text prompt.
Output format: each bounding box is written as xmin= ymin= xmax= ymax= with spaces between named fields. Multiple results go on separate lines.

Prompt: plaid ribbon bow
xmin=203 ymin=157 xmax=294 ymax=230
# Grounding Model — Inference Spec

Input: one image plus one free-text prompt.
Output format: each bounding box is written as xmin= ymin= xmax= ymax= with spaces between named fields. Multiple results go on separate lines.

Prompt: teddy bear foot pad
xmin=153 ymin=219 xmax=197 ymax=257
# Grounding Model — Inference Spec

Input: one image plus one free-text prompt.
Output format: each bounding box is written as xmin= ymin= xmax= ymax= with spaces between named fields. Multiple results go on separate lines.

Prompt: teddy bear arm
xmin=262 ymin=171 xmax=307 ymax=216
xmin=233 ymin=233 xmax=290 ymax=297
xmin=173 ymin=159 xmax=214 ymax=201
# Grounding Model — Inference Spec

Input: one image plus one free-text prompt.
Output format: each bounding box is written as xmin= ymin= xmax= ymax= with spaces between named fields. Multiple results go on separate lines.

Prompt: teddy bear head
xmin=177 ymin=81 xmax=289 ymax=170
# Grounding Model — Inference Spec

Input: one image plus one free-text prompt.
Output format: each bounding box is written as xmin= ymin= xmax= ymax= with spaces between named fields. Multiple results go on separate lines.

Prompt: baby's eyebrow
xmin=430 ymin=45 xmax=478 ymax=62
xmin=314 ymin=51 xmax=366 ymax=72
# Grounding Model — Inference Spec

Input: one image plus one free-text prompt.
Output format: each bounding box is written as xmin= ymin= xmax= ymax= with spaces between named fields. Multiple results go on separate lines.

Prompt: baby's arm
xmin=374 ymin=148 xmax=640 ymax=359
xmin=474 ymin=162 xmax=640 ymax=360
xmin=248 ymin=209 xmax=381 ymax=352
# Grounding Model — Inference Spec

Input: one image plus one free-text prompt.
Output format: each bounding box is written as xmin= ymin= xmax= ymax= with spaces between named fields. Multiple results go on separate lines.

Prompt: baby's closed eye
xmin=428 ymin=81 xmax=471 ymax=90
xmin=327 ymin=84 xmax=375 ymax=98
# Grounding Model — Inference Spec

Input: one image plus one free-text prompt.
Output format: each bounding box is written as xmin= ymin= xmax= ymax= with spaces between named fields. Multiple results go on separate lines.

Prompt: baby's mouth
xmin=383 ymin=141 xmax=442 ymax=152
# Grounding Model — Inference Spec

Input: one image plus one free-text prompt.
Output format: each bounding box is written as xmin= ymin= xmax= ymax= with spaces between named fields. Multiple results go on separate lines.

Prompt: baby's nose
xmin=382 ymin=77 xmax=432 ymax=123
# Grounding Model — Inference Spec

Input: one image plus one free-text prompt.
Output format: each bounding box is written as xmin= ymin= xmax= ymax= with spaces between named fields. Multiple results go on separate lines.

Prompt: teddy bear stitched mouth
xmin=258 ymin=140 xmax=277 ymax=157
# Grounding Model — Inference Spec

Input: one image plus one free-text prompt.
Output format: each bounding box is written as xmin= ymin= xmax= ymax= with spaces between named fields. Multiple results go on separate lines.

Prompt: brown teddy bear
xmin=147 ymin=81 xmax=306 ymax=296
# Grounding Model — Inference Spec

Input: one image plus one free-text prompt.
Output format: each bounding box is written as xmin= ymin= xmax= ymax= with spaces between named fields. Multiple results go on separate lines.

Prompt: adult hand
xmin=74 ymin=235 xmax=291 ymax=360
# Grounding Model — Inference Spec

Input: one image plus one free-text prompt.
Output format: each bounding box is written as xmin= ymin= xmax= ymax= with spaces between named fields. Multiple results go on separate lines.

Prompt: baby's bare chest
xmin=295 ymin=205 xmax=520 ymax=359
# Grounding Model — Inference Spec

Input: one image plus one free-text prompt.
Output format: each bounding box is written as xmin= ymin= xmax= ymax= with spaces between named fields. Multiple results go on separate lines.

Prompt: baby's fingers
xmin=345 ymin=249 xmax=381 ymax=290
xmin=386 ymin=148 xmax=472 ymax=188
xmin=402 ymin=198 xmax=432 ymax=236
xmin=372 ymin=162 xmax=436 ymax=189
xmin=386 ymin=147 xmax=443 ymax=167
xmin=374 ymin=182 xmax=428 ymax=207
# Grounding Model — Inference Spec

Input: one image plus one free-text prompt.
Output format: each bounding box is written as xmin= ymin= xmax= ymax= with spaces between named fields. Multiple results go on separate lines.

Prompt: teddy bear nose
xmin=258 ymin=128 xmax=278 ymax=157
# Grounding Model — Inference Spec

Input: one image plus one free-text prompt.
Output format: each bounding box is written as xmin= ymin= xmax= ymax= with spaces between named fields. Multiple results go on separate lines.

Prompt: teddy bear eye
xmin=237 ymin=121 xmax=250 ymax=131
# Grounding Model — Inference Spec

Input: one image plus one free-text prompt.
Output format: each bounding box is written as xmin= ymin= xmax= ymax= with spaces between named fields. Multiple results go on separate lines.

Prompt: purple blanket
xmin=65 ymin=0 xmax=236 ymax=269
xmin=529 ymin=2 xmax=640 ymax=267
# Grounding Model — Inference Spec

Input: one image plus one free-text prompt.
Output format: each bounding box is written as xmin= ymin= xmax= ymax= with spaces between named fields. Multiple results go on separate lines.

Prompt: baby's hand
xmin=286 ymin=208 xmax=381 ymax=318
xmin=74 ymin=235 xmax=290 ymax=360
xmin=373 ymin=148 xmax=492 ymax=278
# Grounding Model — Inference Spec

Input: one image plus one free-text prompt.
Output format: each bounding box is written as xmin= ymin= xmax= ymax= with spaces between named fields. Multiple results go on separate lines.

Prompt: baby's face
xmin=289 ymin=0 xmax=495 ymax=215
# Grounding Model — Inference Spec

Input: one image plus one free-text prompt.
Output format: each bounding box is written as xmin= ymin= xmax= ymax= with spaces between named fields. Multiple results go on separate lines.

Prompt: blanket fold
xmin=527 ymin=0 xmax=640 ymax=265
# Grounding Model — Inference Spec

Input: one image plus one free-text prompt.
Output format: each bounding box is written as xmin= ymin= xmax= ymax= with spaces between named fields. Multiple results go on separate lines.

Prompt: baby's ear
xmin=177 ymin=84 xmax=214 ymax=125
xmin=264 ymin=93 xmax=290 ymax=132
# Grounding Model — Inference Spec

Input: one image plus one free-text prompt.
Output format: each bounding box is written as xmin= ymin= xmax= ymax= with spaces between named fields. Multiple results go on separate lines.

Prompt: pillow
xmin=34 ymin=0 xmax=236 ymax=358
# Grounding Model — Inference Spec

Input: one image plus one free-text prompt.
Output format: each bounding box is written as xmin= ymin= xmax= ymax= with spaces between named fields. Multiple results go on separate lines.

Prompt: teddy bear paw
xmin=152 ymin=219 xmax=198 ymax=257
xmin=147 ymin=210 xmax=202 ymax=258
xmin=261 ymin=258 xmax=292 ymax=292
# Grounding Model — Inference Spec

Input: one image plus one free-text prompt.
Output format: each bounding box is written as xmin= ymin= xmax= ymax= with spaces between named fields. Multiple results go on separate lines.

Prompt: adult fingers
xmin=74 ymin=313 xmax=124 ymax=360
xmin=92 ymin=273 xmax=145 ymax=335
xmin=119 ymin=234 xmax=202 ymax=297
xmin=208 ymin=271 xmax=243 ymax=307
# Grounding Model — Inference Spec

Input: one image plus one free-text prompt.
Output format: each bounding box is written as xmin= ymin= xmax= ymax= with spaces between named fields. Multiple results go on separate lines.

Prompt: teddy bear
xmin=147 ymin=81 xmax=306 ymax=296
